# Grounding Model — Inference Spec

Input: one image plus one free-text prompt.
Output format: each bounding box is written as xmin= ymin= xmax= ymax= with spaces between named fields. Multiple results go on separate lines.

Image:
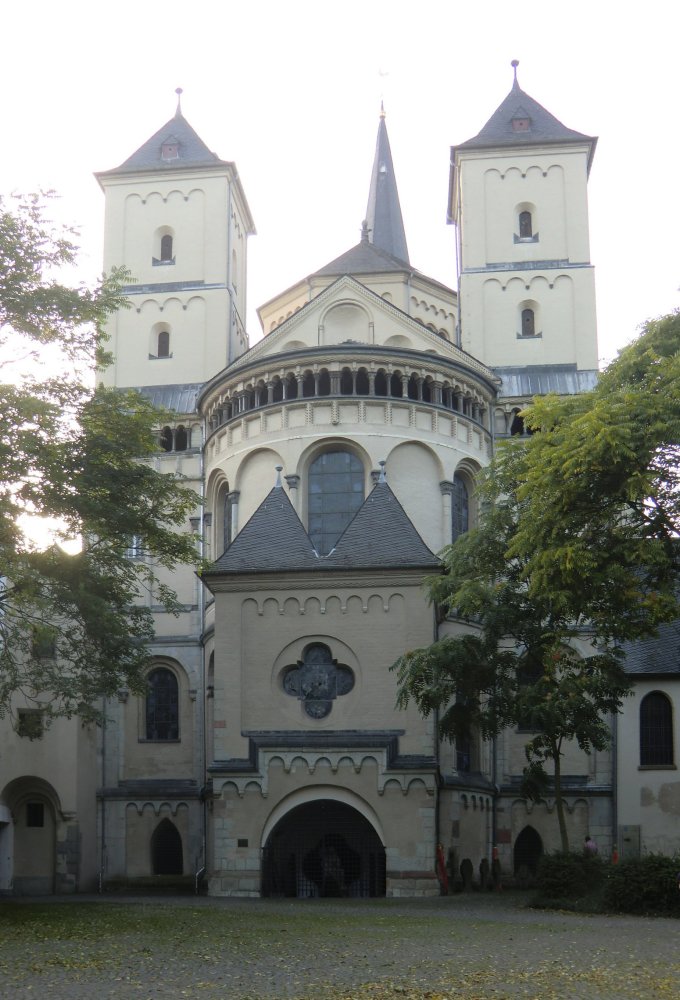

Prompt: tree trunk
xmin=552 ymin=741 xmax=569 ymax=852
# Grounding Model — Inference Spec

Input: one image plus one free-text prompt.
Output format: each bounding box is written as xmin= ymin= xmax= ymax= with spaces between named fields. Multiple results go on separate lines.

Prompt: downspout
xmin=198 ymin=412 xmax=207 ymax=891
xmin=611 ymin=710 xmax=618 ymax=857
xmin=226 ymin=177 xmax=234 ymax=367
xmin=99 ymin=696 xmax=106 ymax=893
xmin=453 ymin=161 xmax=463 ymax=349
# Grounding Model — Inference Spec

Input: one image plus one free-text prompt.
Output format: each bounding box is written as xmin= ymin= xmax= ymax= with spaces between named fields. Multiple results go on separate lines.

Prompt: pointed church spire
xmin=365 ymin=107 xmax=409 ymax=264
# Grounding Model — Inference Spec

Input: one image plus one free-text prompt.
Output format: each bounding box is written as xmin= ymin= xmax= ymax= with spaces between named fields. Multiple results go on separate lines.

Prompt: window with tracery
xmin=640 ymin=692 xmax=674 ymax=766
xmin=146 ymin=668 xmax=179 ymax=740
xmin=451 ymin=473 xmax=469 ymax=542
xmin=282 ymin=643 xmax=354 ymax=719
xmin=308 ymin=451 xmax=364 ymax=555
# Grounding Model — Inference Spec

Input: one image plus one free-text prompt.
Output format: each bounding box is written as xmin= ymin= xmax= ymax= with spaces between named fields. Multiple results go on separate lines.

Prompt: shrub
xmin=603 ymin=854 xmax=680 ymax=915
xmin=536 ymin=851 xmax=606 ymax=900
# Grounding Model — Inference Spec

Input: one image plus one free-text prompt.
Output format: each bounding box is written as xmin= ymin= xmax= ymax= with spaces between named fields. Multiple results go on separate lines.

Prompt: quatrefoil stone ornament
xmin=282 ymin=643 xmax=354 ymax=719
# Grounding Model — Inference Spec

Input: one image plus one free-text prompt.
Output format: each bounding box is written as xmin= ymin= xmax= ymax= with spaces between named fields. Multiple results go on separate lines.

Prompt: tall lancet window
xmin=308 ymin=451 xmax=364 ymax=555
xmin=451 ymin=473 xmax=469 ymax=542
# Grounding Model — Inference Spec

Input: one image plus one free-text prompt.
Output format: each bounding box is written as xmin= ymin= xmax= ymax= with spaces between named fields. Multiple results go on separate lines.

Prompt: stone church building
xmin=1 ymin=69 xmax=678 ymax=896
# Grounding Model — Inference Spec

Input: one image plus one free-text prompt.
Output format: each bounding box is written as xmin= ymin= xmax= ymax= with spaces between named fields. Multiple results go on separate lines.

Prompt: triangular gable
xmin=98 ymin=113 xmax=226 ymax=178
xmin=230 ymin=275 xmax=484 ymax=373
xmin=205 ymin=486 xmax=319 ymax=575
xmin=326 ymin=481 xmax=440 ymax=570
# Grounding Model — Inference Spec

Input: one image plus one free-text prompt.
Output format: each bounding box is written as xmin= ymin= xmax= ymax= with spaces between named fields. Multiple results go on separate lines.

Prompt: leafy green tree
xmin=0 ymin=195 xmax=199 ymax=724
xmin=393 ymin=313 xmax=680 ymax=850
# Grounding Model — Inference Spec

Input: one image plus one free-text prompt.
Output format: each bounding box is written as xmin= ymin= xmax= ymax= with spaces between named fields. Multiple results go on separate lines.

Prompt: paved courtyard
xmin=1 ymin=892 xmax=678 ymax=999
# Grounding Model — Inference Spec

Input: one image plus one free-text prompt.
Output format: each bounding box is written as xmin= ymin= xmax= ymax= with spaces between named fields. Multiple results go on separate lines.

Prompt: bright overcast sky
xmin=2 ymin=1 xmax=678 ymax=367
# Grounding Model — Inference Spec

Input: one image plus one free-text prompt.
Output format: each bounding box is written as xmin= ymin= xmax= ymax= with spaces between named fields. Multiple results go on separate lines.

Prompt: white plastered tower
xmin=96 ymin=92 xmax=255 ymax=390
xmin=448 ymin=63 xmax=599 ymax=426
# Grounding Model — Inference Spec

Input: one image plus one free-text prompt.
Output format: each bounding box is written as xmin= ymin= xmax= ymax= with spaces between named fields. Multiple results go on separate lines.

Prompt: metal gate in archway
xmin=261 ymin=799 xmax=386 ymax=898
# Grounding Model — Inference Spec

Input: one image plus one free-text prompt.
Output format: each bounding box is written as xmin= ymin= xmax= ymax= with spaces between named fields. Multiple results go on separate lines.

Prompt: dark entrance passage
xmin=262 ymin=799 xmax=386 ymax=898
xmin=151 ymin=819 xmax=183 ymax=875
xmin=513 ymin=824 xmax=543 ymax=876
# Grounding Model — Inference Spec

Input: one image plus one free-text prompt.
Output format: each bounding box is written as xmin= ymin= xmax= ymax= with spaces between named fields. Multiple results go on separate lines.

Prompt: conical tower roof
xmin=326 ymin=480 xmax=439 ymax=570
xmin=97 ymin=98 xmax=229 ymax=179
xmin=365 ymin=107 xmax=410 ymax=263
xmin=455 ymin=66 xmax=596 ymax=170
xmin=206 ymin=483 xmax=319 ymax=575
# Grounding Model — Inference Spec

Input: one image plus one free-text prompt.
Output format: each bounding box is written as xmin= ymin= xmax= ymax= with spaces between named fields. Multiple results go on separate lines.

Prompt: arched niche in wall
xmin=320 ymin=302 xmax=371 ymax=346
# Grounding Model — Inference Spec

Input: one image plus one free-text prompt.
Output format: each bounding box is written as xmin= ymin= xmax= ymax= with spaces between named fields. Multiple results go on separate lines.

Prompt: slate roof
xmin=366 ymin=112 xmax=409 ymax=263
xmin=205 ymin=480 xmax=439 ymax=578
xmin=493 ymin=365 xmax=599 ymax=399
xmin=326 ymin=481 xmax=439 ymax=570
xmin=137 ymin=383 xmax=203 ymax=415
xmin=456 ymin=78 xmax=595 ymax=152
xmin=623 ymin=621 xmax=680 ymax=677
xmin=208 ymin=485 xmax=320 ymax=572
xmin=97 ymin=110 xmax=227 ymax=177
xmin=313 ymin=237 xmax=411 ymax=277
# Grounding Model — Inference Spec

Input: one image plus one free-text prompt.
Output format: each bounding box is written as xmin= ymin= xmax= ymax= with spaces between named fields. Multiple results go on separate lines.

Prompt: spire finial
xmin=378 ymin=460 xmax=386 ymax=483
xmin=175 ymin=87 xmax=184 ymax=116
xmin=511 ymin=60 xmax=519 ymax=87
xmin=275 ymin=465 xmax=283 ymax=488
xmin=380 ymin=100 xmax=386 ymax=120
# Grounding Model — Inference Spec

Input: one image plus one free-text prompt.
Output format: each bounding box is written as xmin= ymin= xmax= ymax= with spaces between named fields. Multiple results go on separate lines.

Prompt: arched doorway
xmin=151 ymin=819 xmax=183 ymax=875
xmin=513 ymin=825 xmax=543 ymax=875
xmin=262 ymin=799 xmax=385 ymax=898
xmin=13 ymin=795 xmax=56 ymax=895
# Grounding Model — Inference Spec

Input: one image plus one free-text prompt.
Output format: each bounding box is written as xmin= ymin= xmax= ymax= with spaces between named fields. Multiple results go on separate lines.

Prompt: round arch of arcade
xmin=261 ymin=785 xmax=385 ymax=847
xmin=260 ymin=786 xmax=387 ymax=898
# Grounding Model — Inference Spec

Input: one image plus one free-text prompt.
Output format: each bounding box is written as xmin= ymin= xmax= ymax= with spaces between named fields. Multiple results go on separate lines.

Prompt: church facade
xmin=1 ymin=72 xmax=677 ymax=896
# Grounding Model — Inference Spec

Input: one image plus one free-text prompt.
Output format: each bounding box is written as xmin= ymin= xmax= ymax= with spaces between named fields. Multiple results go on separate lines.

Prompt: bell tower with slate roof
xmin=96 ymin=90 xmax=255 ymax=392
xmin=448 ymin=62 xmax=599 ymax=437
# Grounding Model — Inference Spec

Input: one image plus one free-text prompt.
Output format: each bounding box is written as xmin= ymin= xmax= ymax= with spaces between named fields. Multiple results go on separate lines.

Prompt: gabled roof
xmin=312 ymin=234 xmax=411 ymax=277
xmin=326 ymin=481 xmax=439 ymax=570
xmin=97 ymin=110 xmax=227 ymax=179
xmin=623 ymin=621 xmax=680 ymax=677
xmin=456 ymin=78 xmax=595 ymax=152
xmin=207 ymin=484 xmax=320 ymax=574
xmin=366 ymin=110 xmax=409 ymax=263
xmin=204 ymin=479 xmax=440 ymax=580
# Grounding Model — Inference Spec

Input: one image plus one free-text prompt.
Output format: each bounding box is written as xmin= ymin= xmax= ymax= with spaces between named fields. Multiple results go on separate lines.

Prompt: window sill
xmin=516 ymin=333 xmax=542 ymax=340
xmin=139 ymin=738 xmax=181 ymax=744
xmin=638 ymin=764 xmax=676 ymax=770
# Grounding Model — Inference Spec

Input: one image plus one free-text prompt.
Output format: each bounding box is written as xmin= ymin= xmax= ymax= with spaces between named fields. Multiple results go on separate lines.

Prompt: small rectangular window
xmin=17 ymin=710 xmax=44 ymax=740
xmin=26 ymin=802 xmax=45 ymax=827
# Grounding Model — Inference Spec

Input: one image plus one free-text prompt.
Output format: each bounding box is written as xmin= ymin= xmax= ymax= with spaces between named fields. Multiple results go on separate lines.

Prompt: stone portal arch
xmin=513 ymin=824 xmax=543 ymax=876
xmin=261 ymin=796 xmax=385 ymax=898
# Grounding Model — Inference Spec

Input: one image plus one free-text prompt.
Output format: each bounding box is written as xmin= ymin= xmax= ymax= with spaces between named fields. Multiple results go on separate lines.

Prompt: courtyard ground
xmin=0 ymin=891 xmax=678 ymax=1000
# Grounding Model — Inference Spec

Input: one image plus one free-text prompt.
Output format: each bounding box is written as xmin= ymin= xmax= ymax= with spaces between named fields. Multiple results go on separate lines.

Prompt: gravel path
xmin=1 ymin=892 xmax=678 ymax=999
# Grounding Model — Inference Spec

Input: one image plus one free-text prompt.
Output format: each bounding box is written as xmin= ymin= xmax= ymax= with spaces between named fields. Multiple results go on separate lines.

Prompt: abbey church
xmin=1 ymin=70 xmax=677 ymax=896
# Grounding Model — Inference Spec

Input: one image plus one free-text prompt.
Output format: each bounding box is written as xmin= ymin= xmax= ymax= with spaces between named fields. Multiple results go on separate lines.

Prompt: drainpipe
xmin=198 ymin=412 xmax=207 ymax=891
xmin=226 ymin=177 xmax=234 ymax=366
xmin=611 ymin=710 xmax=618 ymax=857
xmin=99 ymin=696 xmax=106 ymax=893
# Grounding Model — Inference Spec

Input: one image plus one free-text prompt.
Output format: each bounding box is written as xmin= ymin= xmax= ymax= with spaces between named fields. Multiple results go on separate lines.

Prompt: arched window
xmin=308 ymin=450 xmax=364 ymax=555
xmin=521 ymin=309 xmax=536 ymax=337
xmin=451 ymin=473 xmax=469 ymax=542
xmin=510 ymin=408 xmax=525 ymax=436
xmin=151 ymin=819 xmax=183 ymax=874
xmin=160 ymin=234 xmax=173 ymax=262
xmin=159 ymin=426 xmax=173 ymax=452
xmin=175 ymin=426 xmax=188 ymax=451
xmin=640 ymin=692 xmax=674 ymax=766
xmin=157 ymin=329 xmax=170 ymax=358
xmin=519 ymin=211 xmax=533 ymax=239
xmin=146 ymin=668 xmax=179 ymax=741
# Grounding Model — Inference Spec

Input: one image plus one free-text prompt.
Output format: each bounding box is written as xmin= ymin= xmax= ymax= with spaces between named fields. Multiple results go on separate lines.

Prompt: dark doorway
xmin=513 ymin=825 xmax=543 ymax=875
xmin=262 ymin=799 xmax=386 ymax=898
xmin=151 ymin=819 xmax=183 ymax=875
